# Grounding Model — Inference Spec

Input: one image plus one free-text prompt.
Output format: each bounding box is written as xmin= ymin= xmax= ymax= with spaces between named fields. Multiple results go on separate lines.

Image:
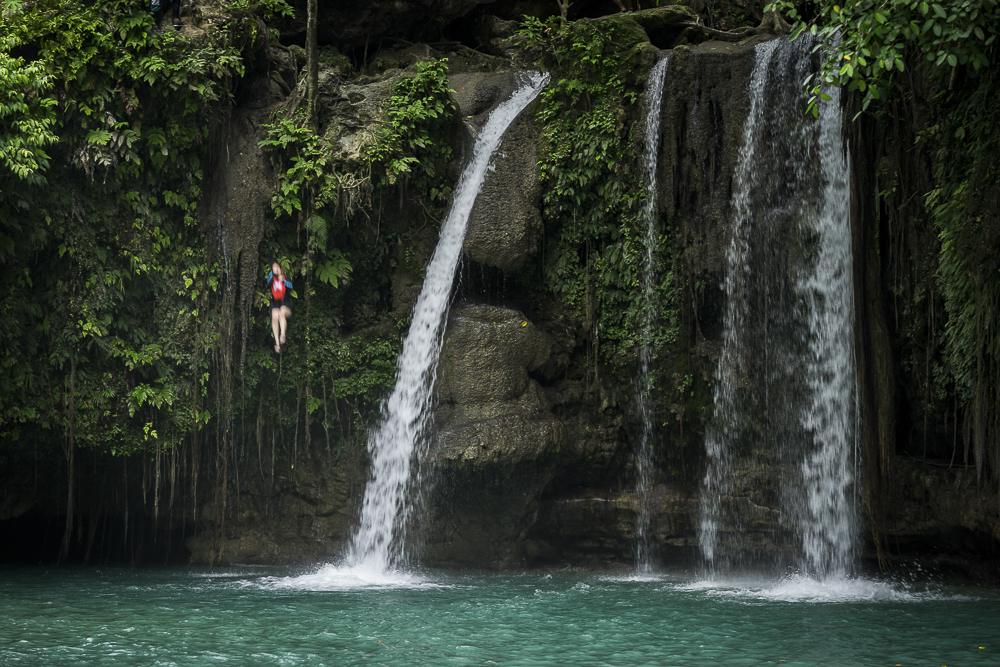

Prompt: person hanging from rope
xmin=267 ymin=261 xmax=293 ymax=354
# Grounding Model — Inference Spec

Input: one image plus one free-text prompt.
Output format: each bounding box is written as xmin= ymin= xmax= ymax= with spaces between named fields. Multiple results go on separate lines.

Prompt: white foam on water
xmin=600 ymin=572 xmax=671 ymax=584
xmin=677 ymin=574 xmax=975 ymax=603
xmin=260 ymin=563 xmax=454 ymax=591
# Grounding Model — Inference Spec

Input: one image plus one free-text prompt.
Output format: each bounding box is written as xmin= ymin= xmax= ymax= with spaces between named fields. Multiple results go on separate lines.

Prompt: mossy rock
xmin=596 ymin=6 xmax=699 ymax=50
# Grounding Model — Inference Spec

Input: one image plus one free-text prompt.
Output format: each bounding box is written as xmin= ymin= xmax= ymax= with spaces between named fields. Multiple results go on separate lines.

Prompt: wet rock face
xmin=463 ymin=111 xmax=543 ymax=271
xmin=186 ymin=457 xmax=355 ymax=565
xmin=435 ymin=304 xmax=552 ymax=430
xmin=449 ymin=71 xmax=521 ymax=118
xmin=424 ymin=304 xmax=563 ymax=567
xmin=659 ymin=37 xmax=766 ymax=281
xmin=528 ymin=484 xmax=700 ymax=566
xmin=889 ymin=458 xmax=1000 ymax=544
xmin=199 ymin=104 xmax=276 ymax=328
xmin=449 ymin=72 xmax=544 ymax=272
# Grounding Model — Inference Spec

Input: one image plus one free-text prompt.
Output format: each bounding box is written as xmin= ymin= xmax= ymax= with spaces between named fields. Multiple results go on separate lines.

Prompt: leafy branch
xmin=767 ymin=0 xmax=999 ymax=116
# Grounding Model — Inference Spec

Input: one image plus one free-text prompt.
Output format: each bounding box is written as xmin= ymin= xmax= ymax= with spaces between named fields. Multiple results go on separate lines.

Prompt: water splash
xmin=678 ymin=574 xmax=966 ymax=603
xmin=262 ymin=565 xmax=452 ymax=591
xmin=698 ymin=36 xmax=858 ymax=577
xmin=347 ymin=72 xmax=550 ymax=574
xmin=796 ymin=81 xmax=858 ymax=577
xmin=634 ymin=54 xmax=670 ymax=573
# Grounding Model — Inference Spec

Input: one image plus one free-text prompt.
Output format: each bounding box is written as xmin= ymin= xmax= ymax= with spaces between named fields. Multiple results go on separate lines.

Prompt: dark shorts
xmin=270 ymin=297 xmax=293 ymax=313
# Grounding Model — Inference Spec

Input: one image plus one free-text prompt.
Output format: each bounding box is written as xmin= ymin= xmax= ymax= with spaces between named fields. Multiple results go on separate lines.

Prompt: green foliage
xmin=315 ymin=250 xmax=353 ymax=289
xmin=324 ymin=336 xmax=400 ymax=403
xmin=223 ymin=0 xmax=295 ymax=19
xmin=0 ymin=0 xmax=270 ymax=459
xmin=769 ymin=0 xmax=999 ymax=116
xmin=0 ymin=35 xmax=57 ymax=185
xmin=366 ymin=58 xmax=458 ymax=198
xmin=260 ymin=115 xmax=333 ymax=216
xmin=516 ymin=16 xmax=677 ymax=363
xmin=770 ymin=0 xmax=1000 ymax=478
xmin=259 ymin=112 xmax=354 ymax=296
xmin=923 ymin=65 xmax=1000 ymax=475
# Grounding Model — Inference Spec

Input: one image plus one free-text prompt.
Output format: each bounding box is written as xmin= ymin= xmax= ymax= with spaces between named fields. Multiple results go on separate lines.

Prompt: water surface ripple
xmin=3 ymin=567 xmax=998 ymax=666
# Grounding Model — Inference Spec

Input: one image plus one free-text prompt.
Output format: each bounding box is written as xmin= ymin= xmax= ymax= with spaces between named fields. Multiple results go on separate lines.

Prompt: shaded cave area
xmin=272 ymin=0 xmax=707 ymax=72
xmin=1 ymin=510 xmax=191 ymax=566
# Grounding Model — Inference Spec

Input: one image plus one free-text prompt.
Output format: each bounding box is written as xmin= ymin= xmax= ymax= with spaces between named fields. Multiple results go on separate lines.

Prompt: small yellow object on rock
xmin=521 ymin=321 xmax=527 ymax=327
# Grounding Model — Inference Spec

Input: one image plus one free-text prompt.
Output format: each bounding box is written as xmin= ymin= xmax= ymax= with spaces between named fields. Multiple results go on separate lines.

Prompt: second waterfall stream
xmin=698 ymin=36 xmax=859 ymax=578
xmin=346 ymin=72 xmax=550 ymax=575
xmin=634 ymin=54 xmax=670 ymax=574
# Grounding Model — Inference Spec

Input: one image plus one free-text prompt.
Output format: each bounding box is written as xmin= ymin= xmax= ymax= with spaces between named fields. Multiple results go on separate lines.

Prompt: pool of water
xmin=2 ymin=565 xmax=998 ymax=666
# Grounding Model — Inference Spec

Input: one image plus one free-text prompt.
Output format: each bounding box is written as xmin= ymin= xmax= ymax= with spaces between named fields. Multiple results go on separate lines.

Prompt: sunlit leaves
xmin=365 ymin=58 xmax=457 ymax=189
xmin=0 ymin=0 xmax=279 ymax=457
xmin=0 ymin=37 xmax=58 ymax=184
xmin=771 ymin=0 xmax=999 ymax=118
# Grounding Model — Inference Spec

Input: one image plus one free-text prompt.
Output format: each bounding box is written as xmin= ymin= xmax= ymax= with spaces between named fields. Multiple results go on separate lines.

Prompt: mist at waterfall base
xmin=5 ymin=567 xmax=1000 ymax=666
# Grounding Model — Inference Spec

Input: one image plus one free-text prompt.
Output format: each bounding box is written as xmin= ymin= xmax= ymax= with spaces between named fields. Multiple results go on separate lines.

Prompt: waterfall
xmin=698 ymin=37 xmax=858 ymax=578
xmin=797 ymin=83 xmax=858 ymax=577
xmin=634 ymin=54 xmax=670 ymax=573
xmin=347 ymin=72 xmax=549 ymax=573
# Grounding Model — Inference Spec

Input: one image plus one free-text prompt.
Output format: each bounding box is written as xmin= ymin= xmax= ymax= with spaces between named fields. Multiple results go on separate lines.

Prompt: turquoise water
xmin=2 ymin=566 xmax=998 ymax=666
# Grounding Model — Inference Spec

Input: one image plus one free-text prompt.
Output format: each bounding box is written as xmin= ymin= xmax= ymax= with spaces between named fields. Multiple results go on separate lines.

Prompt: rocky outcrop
xmin=463 ymin=109 xmax=543 ymax=272
xmin=418 ymin=304 xmax=562 ymax=567
xmin=888 ymin=457 xmax=1000 ymax=545
xmin=449 ymin=71 xmax=545 ymax=272
xmin=528 ymin=483 xmax=699 ymax=565
xmin=186 ymin=455 xmax=355 ymax=565
xmin=434 ymin=304 xmax=559 ymax=461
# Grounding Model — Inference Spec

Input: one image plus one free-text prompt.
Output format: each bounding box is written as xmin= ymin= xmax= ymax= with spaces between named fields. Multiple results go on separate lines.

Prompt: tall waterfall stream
xmin=634 ymin=54 xmax=670 ymax=573
xmin=698 ymin=37 xmax=859 ymax=578
xmin=347 ymin=72 xmax=549 ymax=574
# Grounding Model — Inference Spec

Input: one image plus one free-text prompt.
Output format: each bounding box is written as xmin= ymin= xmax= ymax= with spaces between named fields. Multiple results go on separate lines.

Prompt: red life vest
xmin=271 ymin=277 xmax=286 ymax=300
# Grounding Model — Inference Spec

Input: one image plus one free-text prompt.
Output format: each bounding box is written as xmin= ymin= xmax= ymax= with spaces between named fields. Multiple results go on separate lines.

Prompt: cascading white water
xmin=698 ymin=39 xmax=784 ymax=569
xmin=634 ymin=54 xmax=670 ymax=573
xmin=347 ymin=72 xmax=550 ymax=574
xmin=797 ymin=83 xmax=858 ymax=577
xmin=698 ymin=37 xmax=858 ymax=578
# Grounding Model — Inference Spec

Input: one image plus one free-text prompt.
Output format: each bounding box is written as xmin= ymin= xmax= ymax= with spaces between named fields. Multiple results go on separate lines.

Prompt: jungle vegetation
xmin=769 ymin=0 xmax=999 ymax=499
xmin=1 ymin=0 xmax=997 ymax=564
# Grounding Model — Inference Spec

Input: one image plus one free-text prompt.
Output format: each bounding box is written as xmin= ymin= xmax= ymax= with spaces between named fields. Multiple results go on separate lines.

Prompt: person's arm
xmin=284 ymin=277 xmax=293 ymax=291
xmin=266 ymin=270 xmax=274 ymax=286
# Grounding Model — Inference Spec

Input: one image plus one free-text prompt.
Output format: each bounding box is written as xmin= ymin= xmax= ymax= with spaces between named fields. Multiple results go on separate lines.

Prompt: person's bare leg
xmin=271 ymin=308 xmax=281 ymax=353
xmin=279 ymin=305 xmax=291 ymax=345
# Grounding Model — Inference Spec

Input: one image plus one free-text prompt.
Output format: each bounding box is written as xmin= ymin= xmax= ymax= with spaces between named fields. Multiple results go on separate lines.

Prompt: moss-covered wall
xmin=1 ymin=1 xmax=997 ymax=577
